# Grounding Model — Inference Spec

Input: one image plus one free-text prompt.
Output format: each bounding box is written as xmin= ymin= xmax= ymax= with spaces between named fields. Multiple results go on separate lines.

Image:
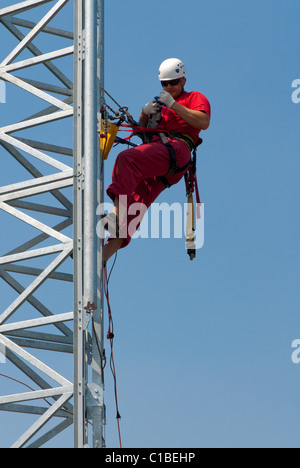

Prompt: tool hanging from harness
xmin=183 ymin=138 xmax=202 ymax=260
xmin=100 ymin=88 xmax=203 ymax=261
xmin=158 ymin=132 xmax=203 ymax=261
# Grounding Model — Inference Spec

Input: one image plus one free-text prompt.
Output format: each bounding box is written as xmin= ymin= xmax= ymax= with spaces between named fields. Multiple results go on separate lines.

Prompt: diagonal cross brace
xmin=0 ymin=244 xmax=73 ymax=324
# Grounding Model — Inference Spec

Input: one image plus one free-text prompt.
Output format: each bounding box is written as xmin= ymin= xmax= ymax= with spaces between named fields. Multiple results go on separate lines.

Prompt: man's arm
xmin=171 ymin=102 xmax=210 ymax=130
xmin=157 ymin=90 xmax=210 ymax=130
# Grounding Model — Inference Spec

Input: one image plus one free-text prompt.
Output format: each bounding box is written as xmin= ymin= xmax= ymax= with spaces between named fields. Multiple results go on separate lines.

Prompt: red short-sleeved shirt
xmin=156 ymin=90 xmax=211 ymax=143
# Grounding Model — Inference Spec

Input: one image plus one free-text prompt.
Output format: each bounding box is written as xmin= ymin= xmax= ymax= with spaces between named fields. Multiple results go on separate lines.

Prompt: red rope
xmin=118 ymin=123 xmax=166 ymax=142
xmin=120 ymin=123 xmax=163 ymax=133
xmin=104 ymin=264 xmax=122 ymax=449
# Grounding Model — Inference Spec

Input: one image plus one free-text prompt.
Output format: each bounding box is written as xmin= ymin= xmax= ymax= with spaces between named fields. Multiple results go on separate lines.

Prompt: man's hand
xmin=142 ymin=100 xmax=161 ymax=115
xmin=157 ymin=90 xmax=175 ymax=109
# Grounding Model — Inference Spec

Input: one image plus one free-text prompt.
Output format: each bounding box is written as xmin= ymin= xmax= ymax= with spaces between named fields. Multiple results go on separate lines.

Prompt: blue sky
xmin=0 ymin=0 xmax=300 ymax=448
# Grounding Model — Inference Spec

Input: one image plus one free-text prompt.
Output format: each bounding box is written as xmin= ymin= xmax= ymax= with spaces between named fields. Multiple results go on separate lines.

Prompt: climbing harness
xmin=100 ymin=88 xmax=204 ymax=260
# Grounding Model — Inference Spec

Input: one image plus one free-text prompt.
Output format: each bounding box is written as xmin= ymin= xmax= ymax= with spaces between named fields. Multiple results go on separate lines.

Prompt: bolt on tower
xmin=0 ymin=0 xmax=105 ymax=448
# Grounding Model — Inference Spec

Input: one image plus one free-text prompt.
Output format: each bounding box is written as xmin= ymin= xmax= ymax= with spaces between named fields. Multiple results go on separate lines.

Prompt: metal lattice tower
xmin=0 ymin=0 xmax=105 ymax=448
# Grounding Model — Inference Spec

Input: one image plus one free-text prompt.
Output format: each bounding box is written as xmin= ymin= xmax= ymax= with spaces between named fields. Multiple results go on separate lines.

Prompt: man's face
xmin=161 ymin=77 xmax=186 ymax=100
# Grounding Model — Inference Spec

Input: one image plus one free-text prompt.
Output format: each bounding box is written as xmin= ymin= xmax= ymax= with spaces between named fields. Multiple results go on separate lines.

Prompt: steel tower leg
xmin=93 ymin=0 xmax=105 ymax=449
xmin=74 ymin=0 xmax=105 ymax=449
xmin=0 ymin=0 xmax=105 ymax=448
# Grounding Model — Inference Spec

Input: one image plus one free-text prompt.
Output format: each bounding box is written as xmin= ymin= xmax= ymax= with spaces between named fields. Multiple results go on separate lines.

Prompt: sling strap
xmin=159 ymin=132 xmax=202 ymax=188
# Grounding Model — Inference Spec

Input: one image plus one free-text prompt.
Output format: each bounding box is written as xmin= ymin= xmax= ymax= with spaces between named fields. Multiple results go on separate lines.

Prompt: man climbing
xmin=102 ymin=58 xmax=211 ymax=264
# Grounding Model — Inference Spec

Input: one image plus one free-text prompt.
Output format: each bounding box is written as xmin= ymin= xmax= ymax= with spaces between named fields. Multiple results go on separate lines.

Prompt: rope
xmin=103 ymin=254 xmax=122 ymax=449
xmin=101 ymin=87 xmax=135 ymax=124
xmin=101 ymin=86 xmax=123 ymax=109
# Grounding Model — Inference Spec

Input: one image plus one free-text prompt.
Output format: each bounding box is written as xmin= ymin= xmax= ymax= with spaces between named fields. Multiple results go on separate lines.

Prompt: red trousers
xmin=106 ymin=137 xmax=191 ymax=247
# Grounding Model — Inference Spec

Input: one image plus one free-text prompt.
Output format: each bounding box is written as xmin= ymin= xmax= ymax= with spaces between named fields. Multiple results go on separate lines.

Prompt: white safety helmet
xmin=158 ymin=58 xmax=186 ymax=81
